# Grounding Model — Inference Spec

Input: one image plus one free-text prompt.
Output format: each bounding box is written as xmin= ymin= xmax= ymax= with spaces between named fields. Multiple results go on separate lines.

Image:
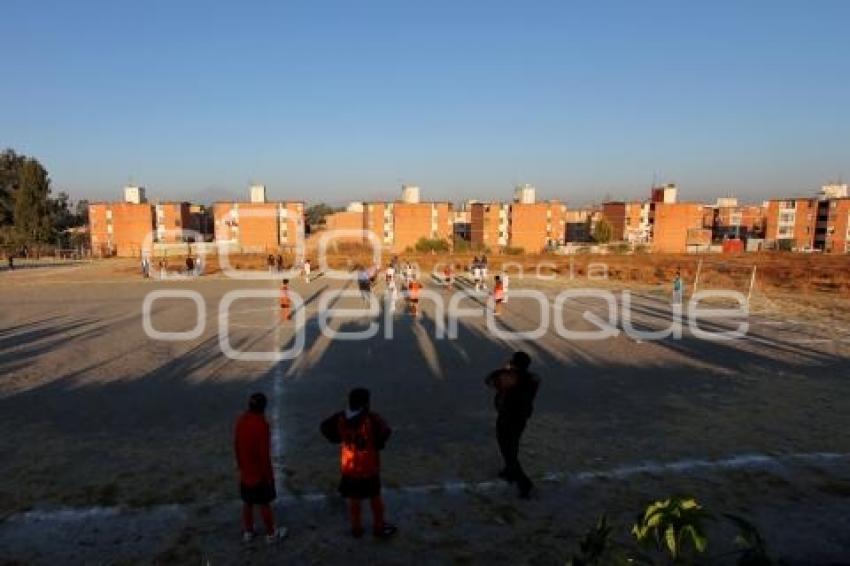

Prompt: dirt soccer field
xmin=1 ymin=260 xmax=849 ymax=564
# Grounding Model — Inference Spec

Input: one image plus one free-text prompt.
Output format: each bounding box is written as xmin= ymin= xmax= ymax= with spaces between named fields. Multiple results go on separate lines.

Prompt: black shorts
xmin=240 ymin=481 xmax=276 ymax=505
xmin=338 ymin=475 xmax=381 ymax=499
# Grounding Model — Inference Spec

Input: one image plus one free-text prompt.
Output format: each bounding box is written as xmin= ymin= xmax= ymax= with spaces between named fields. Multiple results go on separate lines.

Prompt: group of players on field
xmin=278 ymin=256 xmax=510 ymax=320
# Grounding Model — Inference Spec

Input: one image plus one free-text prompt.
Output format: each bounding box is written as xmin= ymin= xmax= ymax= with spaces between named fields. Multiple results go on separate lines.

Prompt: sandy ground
xmin=0 ymin=260 xmax=849 ymax=564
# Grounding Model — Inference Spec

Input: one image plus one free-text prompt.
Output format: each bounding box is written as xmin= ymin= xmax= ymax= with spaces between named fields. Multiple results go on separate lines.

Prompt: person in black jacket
xmin=321 ymin=388 xmax=398 ymax=538
xmin=485 ymin=351 xmax=540 ymax=498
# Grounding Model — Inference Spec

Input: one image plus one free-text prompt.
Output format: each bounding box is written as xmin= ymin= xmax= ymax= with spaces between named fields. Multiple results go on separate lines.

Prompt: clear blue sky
xmin=2 ymin=0 xmax=848 ymax=206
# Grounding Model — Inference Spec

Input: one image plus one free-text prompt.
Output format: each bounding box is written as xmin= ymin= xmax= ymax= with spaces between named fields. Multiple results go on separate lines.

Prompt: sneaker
xmin=241 ymin=531 xmax=256 ymax=544
xmin=266 ymin=527 xmax=289 ymax=544
xmin=374 ymin=523 xmax=398 ymax=538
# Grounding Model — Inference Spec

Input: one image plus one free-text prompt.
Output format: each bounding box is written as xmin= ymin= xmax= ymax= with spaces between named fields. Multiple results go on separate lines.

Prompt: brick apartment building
xmin=709 ymin=198 xmax=766 ymax=241
xmin=650 ymin=202 xmax=707 ymax=252
xmin=89 ymin=201 xmax=155 ymax=257
xmin=819 ymin=198 xmax=850 ymax=253
xmin=361 ymin=201 xmax=453 ymax=252
xmin=470 ymin=201 xmax=509 ymax=249
xmin=90 ymin=187 xmax=216 ymax=257
xmin=601 ymin=201 xmax=651 ymax=243
xmin=600 ymin=185 xmax=708 ymax=252
xmin=322 ymin=186 xmax=453 ymax=252
xmin=153 ymin=202 xmax=191 ymax=244
xmin=765 ymin=193 xmax=850 ymax=253
xmin=212 ymin=186 xmax=304 ymax=253
xmin=509 ymin=201 xmax=567 ymax=251
xmin=323 ymin=205 xmax=366 ymax=244
xmin=468 ymin=186 xmax=566 ymax=252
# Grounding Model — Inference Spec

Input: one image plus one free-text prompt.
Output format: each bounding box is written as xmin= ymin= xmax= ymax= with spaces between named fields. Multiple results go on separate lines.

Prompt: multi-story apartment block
xmin=324 ymin=188 xmax=453 ymax=252
xmin=650 ymin=202 xmax=706 ymax=253
xmin=765 ymin=198 xmax=818 ymax=250
xmin=470 ymin=201 xmax=510 ymax=249
xmin=508 ymin=201 xmax=567 ymax=251
xmin=818 ymin=198 xmax=850 ymax=253
xmin=469 ymin=186 xmax=566 ymax=252
xmin=324 ymin=205 xmax=366 ymax=244
xmin=709 ymin=199 xmax=766 ymax=241
xmin=766 ymin=190 xmax=850 ymax=253
xmin=601 ymin=201 xmax=651 ymax=243
xmin=213 ymin=200 xmax=304 ymax=252
xmin=154 ymin=202 xmax=191 ymax=244
xmin=89 ymin=201 xmax=156 ymax=257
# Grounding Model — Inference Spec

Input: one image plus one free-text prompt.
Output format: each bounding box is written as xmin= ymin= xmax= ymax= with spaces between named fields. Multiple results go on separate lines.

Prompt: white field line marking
xmin=9 ymin=452 xmax=847 ymax=525
xmin=8 ymin=504 xmax=186 ymax=524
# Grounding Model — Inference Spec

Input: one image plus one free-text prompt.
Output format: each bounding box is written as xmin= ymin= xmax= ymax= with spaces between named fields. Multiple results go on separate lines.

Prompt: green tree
xmin=593 ymin=218 xmax=614 ymax=244
xmin=14 ymin=158 xmax=54 ymax=243
xmin=305 ymin=202 xmax=341 ymax=227
xmin=74 ymin=199 xmax=89 ymax=226
xmin=0 ymin=149 xmax=24 ymax=226
xmin=0 ymin=148 xmax=82 ymax=247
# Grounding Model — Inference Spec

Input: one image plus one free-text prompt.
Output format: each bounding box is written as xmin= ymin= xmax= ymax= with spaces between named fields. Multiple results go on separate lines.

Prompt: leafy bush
xmin=723 ymin=513 xmax=773 ymax=566
xmin=567 ymin=515 xmax=632 ymax=566
xmin=453 ymin=238 xmax=472 ymax=252
xmin=566 ymin=497 xmax=774 ymax=565
xmin=632 ymin=496 xmax=711 ymax=562
xmin=414 ymin=237 xmax=450 ymax=253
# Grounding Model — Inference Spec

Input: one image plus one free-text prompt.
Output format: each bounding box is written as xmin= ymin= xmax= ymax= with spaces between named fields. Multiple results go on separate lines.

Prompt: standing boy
xmin=407 ymin=278 xmax=423 ymax=317
xmin=672 ymin=270 xmax=683 ymax=305
xmin=234 ymin=393 xmax=288 ymax=544
xmin=279 ymin=279 xmax=292 ymax=321
xmin=321 ymin=388 xmax=397 ymax=538
xmin=485 ymin=351 xmax=540 ymax=499
xmin=472 ymin=263 xmax=482 ymax=292
xmin=357 ymin=266 xmax=372 ymax=305
xmin=493 ymin=275 xmax=505 ymax=316
xmin=303 ymin=259 xmax=312 ymax=283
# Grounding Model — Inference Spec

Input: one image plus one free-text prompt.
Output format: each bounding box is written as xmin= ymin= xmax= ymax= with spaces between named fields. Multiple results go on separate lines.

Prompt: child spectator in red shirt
xmin=321 ymin=388 xmax=398 ymax=538
xmin=234 ymin=393 xmax=287 ymax=544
